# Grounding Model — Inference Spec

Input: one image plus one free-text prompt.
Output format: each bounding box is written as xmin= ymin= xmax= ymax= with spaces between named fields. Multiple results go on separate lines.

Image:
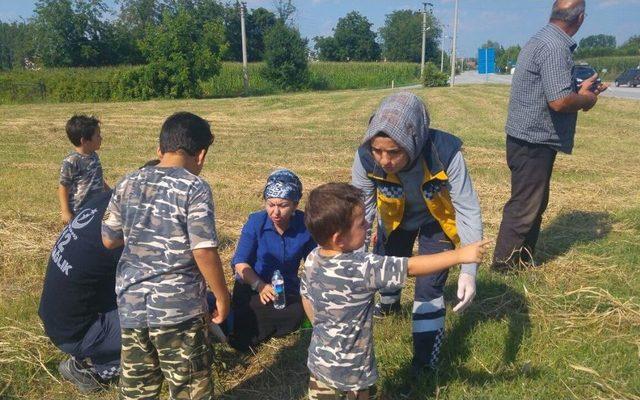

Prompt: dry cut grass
xmin=0 ymin=85 xmax=639 ymax=399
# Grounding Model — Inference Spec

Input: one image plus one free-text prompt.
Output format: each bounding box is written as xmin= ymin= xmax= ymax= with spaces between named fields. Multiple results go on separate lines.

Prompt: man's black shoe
xmin=58 ymin=357 xmax=104 ymax=393
xmin=490 ymin=260 xmax=515 ymax=274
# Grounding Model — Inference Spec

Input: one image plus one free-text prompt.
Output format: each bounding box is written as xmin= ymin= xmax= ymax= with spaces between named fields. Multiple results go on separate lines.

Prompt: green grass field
xmin=0 ymin=62 xmax=420 ymax=104
xmin=0 ymin=85 xmax=638 ymax=399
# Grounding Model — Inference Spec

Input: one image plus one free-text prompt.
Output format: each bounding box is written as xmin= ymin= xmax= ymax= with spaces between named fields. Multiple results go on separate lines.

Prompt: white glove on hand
xmin=453 ymin=272 xmax=476 ymax=313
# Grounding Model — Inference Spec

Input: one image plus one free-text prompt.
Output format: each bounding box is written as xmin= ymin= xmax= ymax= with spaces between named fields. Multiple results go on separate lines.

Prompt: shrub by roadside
xmin=422 ymin=62 xmax=448 ymax=87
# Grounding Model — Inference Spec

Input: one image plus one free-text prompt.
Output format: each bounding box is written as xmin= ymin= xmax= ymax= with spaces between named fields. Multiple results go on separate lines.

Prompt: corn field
xmin=0 ymin=62 xmax=421 ymax=104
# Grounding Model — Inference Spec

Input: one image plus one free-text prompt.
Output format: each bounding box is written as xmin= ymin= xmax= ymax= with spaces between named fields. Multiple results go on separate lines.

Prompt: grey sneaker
xmin=58 ymin=357 xmax=104 ymax=393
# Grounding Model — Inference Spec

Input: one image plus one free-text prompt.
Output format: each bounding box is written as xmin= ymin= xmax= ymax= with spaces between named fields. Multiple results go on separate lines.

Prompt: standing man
xmin=492 ymin=0 xmax=608 ymax=271
xmin=352 ymin=91 xmax=483 ymax=373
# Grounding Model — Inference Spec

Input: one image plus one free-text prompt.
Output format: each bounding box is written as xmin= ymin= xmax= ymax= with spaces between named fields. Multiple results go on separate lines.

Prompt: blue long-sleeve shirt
xmin=231 ymin=210 xmax=317 ymax=294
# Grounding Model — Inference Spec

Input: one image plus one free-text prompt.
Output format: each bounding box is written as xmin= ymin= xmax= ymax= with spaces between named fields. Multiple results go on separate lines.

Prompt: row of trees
xmin=574 ymin=34 xmax=640 ymax=58
xmin=314 ymin=10 xmax=442 ymax=64
xmin=0 ymin=0 xmax=311 ymax=96
xmin=0 ymin=0 xmax=447 ymax=71
xmin=0 ymin=0 xmax=292 ymax=70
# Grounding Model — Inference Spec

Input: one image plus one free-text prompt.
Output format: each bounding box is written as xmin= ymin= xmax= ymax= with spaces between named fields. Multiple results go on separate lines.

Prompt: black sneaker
xmin=410 ymin=361 xmax=437 ymax=379
xmin=58 ymin=357 xmax=104 ymax=393
xmin=373 ymin=301 xmax=401 ymax=318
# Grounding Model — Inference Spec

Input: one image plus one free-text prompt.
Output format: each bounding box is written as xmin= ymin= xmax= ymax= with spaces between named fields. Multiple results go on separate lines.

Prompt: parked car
xmin=614 ymin=68 xmax=640 ymax=87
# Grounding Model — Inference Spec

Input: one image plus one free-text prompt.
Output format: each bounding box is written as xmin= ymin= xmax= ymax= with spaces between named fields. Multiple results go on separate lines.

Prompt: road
xmin=451 ymin=71 xmax=640 ymax=100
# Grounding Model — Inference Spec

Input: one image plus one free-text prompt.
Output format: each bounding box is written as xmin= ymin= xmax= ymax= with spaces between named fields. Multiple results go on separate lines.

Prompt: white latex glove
xmin=453 ymin=272 xmax=476 ymax=313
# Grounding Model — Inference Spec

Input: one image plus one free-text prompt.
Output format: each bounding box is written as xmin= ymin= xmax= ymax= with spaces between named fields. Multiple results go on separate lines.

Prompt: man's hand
xmin=549 ymin=73 xmax=609 ymax=113
xmin=453 ymin=272 xmax=476 ymax=313
xmin=258 ymin=283 xmax=276 ymax=305
xmin=593 ymin=80 xmax=609 ymax=96
xmin=578 ymin=73 xmax=601 ymax=111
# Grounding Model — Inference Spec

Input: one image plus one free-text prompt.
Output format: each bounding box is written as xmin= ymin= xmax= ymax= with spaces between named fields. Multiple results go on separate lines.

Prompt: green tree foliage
xmin=618 ymin=35 xmax=640 ymax=56
xmin=274 ymin=0 xmax=296 ymax=24
xmin=133 ymin=8 xmax=227 ymax=98
xmin=497 ymin=45 xmax=520 ymax=72
xmin=32 ymin=0 xmax=117 ymax=67
xmin=314 ymin=11 xmax=380 ymax=62
xmin=113 ymin=0 xmax=162 ymax=64
xmin=164 ymin=0 xmax=226 ymax=27
xmin=579 ymin=34 xmax=616 ymax=49
xmin=0 ymin=21 xmax=34 ymax=70
xmin=115 ymin=0 xmax=161 ymax=34
xmin=313 ymin=36 xmax=339 ymax=61
xmin=262 ymin=21 xmax=309 ymax=90
xmin=223 ymin=5 xmax=277 ymax=62
xmin=379 ymin=9 xmax=440 ymax=63
xmin=574 ymin=34 xmax=617 ymax=58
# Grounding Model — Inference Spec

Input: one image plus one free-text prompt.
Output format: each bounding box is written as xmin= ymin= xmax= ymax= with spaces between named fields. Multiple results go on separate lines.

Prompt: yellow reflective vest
xmin=358 ymin=129 xmax=462 ymax=246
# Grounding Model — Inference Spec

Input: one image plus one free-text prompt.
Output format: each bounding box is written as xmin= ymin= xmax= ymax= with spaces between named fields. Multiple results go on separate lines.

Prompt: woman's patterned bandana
xmin=263 ymin=168 xmax=303 ymax=202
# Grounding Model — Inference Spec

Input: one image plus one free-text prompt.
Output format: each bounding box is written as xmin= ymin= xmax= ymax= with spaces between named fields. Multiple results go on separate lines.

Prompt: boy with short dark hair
xmin=101 ymin=112 xmax=230 ymax=399
xmin=58 ymin=115 xmax=109 ymax=223
xmin=301 ymin=183 xmax=489 ymax=399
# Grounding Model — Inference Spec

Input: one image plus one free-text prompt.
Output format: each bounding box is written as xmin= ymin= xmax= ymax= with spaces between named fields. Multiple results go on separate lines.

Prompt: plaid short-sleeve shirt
xmin=506 ymin=24 xmax=578 ymax=154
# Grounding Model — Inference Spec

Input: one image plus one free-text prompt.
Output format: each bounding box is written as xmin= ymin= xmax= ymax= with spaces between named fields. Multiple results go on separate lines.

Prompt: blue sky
xmin=1 ymin=0 xmax=638 ymax=57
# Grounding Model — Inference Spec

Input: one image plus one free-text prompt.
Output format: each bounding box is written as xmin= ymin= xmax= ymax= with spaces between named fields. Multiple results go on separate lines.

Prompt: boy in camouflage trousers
xmin=58 ymin=115 xmax=110 ymax=224
xmin=301 ymin=183 xmax=488 ymax=399
xmin=102 ymin=112 xmax=230 ymax=400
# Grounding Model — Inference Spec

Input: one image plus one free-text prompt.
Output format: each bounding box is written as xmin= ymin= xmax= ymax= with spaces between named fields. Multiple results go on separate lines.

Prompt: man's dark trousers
xmin=494 ymin=136 xmax=558 ymax=265
xmin=57 ymin=308 xmax=121 ymax=380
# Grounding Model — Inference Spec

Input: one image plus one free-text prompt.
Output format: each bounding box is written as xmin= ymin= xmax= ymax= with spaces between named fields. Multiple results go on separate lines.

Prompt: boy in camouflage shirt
xmin=102 ymin=112 xmax=230 ymax=400
xmin=58 ymin=115 xmax=110 ymax=224
xmin=301 ymin=183 xmax=488 ymax=399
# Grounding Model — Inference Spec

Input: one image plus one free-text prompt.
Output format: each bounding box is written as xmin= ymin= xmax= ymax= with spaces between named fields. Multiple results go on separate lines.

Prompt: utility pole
xmin=420 ymin=2 xmax=433 ymax=79
xmin=440 ymin=29 xmax=449 ymax=72
xmin=449 ymin=0 xmax=459 ymax=87
xmin=239 ymin=1 xmax=249 ymax=95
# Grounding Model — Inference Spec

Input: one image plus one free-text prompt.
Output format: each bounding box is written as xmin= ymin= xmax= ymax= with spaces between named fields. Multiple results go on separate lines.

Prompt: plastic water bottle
xmin=272 ymin=270 xmax=285 ymax=310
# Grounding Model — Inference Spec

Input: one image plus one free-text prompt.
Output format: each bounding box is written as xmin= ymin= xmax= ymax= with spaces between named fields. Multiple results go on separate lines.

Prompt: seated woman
xmin=229 ymin=169 xmax=316 ymax=350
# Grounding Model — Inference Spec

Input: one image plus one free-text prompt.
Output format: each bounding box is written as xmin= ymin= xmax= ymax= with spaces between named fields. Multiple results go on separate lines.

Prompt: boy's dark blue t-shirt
xmin=39 ymin=191 xmax=122 ymax=345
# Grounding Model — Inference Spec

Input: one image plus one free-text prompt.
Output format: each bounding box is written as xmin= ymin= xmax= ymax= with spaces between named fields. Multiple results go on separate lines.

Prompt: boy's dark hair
xmin=159 ymin=112 xmax=213 ymax=156
xmin=66 ymin=115 xmax=100 ymax=146
xmin=304 ymin=183 xmax=364 ymax=246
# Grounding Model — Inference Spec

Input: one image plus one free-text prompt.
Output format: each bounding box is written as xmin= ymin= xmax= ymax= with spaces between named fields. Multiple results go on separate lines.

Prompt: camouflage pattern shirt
xmin=102 ymin=166 xmax=219 ymax=328
xmin=59 ymin=151 xmax=105 ymax=213
xmin=301 ymin=248 xmax=408 ymax=391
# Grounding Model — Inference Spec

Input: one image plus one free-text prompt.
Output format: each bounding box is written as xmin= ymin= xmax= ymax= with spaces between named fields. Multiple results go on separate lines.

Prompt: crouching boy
xmin=102 ymin=112 xmax=230 ymax=399
xmin=301 ymin=183 xmax=488 ymax=399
